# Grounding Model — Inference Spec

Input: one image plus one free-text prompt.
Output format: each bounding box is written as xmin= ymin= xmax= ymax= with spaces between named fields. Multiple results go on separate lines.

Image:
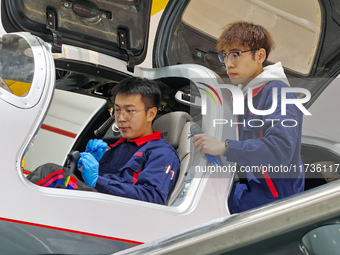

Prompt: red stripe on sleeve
xmin=133 ymin=167 xmax=142 ymax=185
xmin=261 ymin=168 xmax=279 ymax=198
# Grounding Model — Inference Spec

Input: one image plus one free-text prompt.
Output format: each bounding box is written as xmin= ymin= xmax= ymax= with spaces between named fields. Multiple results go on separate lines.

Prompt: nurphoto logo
xmin=199 ymin=83 xmax=311 ymax=128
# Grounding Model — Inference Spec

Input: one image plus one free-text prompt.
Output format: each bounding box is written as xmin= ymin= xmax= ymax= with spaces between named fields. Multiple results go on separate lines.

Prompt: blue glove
xmin=77 ymin=152 xmax=99 ymax=187
xmin=85 ymin=139 xmax=108 ymax=162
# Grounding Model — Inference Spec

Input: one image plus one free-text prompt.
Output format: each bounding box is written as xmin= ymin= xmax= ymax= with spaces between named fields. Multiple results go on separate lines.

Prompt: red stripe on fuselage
xmin=41 ymin=124 xmax=77 ymax=139
xmin=0 ymin=217 xmax=143 ymax=244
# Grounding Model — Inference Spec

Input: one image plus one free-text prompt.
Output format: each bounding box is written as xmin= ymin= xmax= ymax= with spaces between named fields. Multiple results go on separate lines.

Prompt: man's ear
xmin=147 ymin=107 xmax=158 ymax=122
xmin=257 ymin=48 xmax=267 ymax=64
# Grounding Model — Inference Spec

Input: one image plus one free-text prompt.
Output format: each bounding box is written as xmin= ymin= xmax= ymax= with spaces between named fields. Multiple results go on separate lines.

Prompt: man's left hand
xmin=77 ymin=152 xmax=99 ymax=187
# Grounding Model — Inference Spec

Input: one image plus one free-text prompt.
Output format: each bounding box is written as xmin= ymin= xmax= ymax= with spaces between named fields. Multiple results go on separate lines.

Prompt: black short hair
xmin=111 ymin=77 xmax=161 ymax=109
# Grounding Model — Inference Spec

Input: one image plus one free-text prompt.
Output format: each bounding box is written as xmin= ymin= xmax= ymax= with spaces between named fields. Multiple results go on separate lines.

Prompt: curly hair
xmin=217 ymin=21 xmax=274 ymax=61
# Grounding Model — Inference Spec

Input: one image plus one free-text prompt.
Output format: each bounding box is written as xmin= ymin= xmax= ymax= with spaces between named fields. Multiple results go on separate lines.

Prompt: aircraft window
xmin=0 ymin=34 xmax=34 ymax=97
xmin=182 ymin=0 xmax=321 ymax=75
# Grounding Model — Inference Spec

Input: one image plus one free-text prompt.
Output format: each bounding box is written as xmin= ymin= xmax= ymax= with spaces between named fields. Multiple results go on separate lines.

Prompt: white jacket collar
xmin=242 ymin=62 xmax=290 ymax=95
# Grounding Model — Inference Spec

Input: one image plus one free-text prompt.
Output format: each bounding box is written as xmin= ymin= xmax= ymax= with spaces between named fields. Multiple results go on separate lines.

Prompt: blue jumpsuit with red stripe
xmin=227 ymin=81 xmax=305 ymax=213
xmin=95 ymin=131 xmax=180 ymax=205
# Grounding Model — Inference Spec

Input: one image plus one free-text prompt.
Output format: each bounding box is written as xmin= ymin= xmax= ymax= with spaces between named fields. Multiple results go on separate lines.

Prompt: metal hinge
xmin=46 ymin=9 xmax=62 ymax=53
xmin=118 ymin=28 xmax=135 ymax=73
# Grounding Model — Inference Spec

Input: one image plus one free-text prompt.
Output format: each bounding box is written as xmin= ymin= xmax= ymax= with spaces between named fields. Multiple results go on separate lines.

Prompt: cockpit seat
xmin=153 ymin=111 xmax=193 ymax=205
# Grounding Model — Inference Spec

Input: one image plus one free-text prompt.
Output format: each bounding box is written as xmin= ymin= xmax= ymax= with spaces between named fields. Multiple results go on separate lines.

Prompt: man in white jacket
xmin=193 ymin=21 xmax=305 ymax=213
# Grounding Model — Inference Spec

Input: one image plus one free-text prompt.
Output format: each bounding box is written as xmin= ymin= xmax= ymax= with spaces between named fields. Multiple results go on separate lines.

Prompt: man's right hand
xmin=85 ymin=139 xmax=108 ymax=161
xmin=193 ymin=133 xmax=226 ymax=157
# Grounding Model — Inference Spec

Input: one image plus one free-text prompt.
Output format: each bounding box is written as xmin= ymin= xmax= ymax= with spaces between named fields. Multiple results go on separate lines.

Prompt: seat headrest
xmin=153 ymin=112 xmax=192 ymax=149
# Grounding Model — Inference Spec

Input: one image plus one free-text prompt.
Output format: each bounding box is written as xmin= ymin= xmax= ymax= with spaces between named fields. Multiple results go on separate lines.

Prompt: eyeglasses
xmin=218 ymin=49 xmax=257 ymax=64
xmin=110 ymin=107 xmax=152 ymax=121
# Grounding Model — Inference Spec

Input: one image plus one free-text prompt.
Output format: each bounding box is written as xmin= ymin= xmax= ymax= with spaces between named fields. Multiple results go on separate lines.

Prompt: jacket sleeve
xmin=227 ymin=82 xmax=305 ymax=213
xmin=95 ymin=147 xmax=180 ymax=205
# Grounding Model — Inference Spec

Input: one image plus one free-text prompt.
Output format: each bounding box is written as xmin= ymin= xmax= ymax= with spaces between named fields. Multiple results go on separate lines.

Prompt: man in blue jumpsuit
xmin=193 ymin=22 xmax=304 ymax=213
xmin=78 ymin=77 xmax=180 ymax=205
